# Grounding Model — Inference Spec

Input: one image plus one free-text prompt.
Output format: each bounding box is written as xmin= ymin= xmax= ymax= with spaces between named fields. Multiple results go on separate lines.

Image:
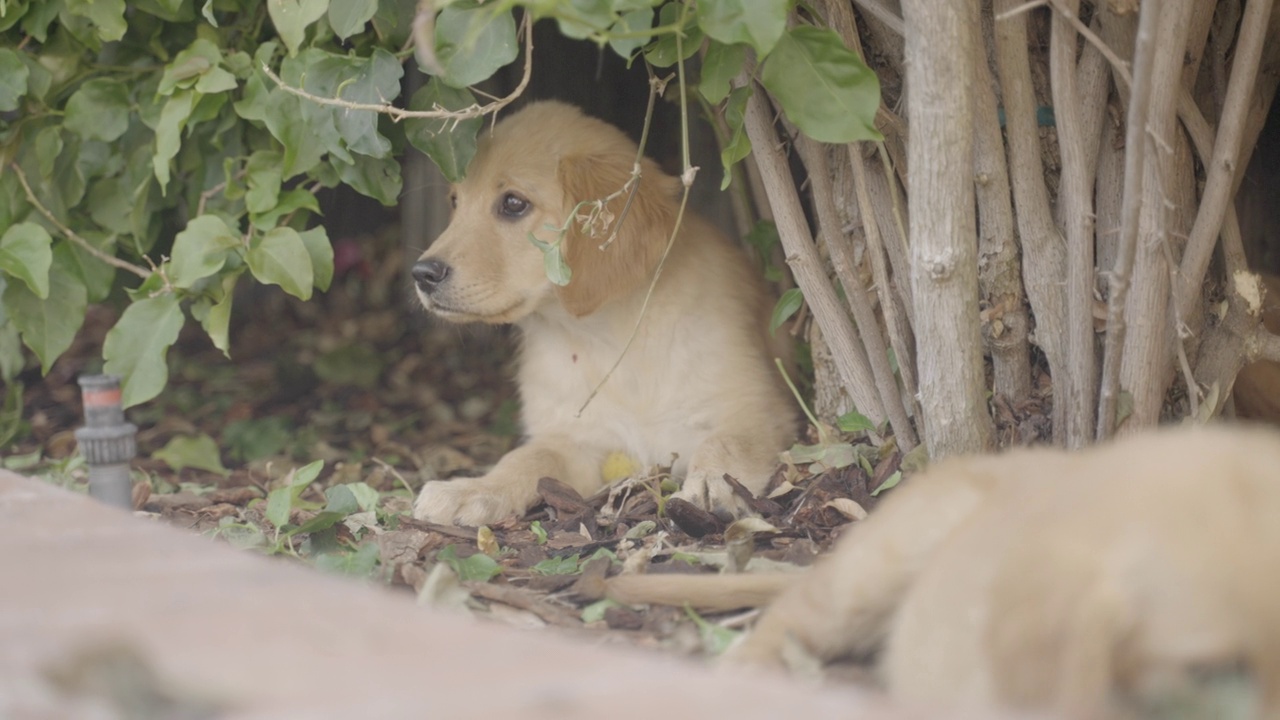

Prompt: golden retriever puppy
xmin=727 ymin=425 xmax=1280 ymax=718
xmin=410 ymin=101 xmax=795 ymax=526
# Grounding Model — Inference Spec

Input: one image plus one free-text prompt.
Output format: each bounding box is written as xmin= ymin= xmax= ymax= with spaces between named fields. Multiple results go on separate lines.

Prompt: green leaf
xmin=158 ymin=38 xmax=221 ymax=95
xmin=265 ymin=458 xmax=326 ymax=528
xmin=760 ymin=26 xmax=882 ymax=144
xmin=292 ymin=484 xmax=359 ymax=535
xmin=268 ymin=0 xmax=329 ymax=56
xmin=434 ymin=3 xmax=518 ymax=88
xmin=334 ymin=153 xmax=402 ymax=206
xmin=871 ymin=470 xmax=901 ymax=497
xmin=344 ymin=482 xmax=381 ymax=512
xmin=251 ymin=188 xmax=322 ymax=230
xmin=297 ymin=226 xmax=334 ymax=292
xmin=58 ymin=220 xmax=111 ymax=283
xmin=234 ymin=73 xmax=324 ymax=178
xmin=405 ymin=80 xmax=481 ymax=183
xmin=64 ymin=77 xmax=130 ymax=141
xmin=645 ymin=2 xmax=702 ymax=67
xmin=581 ymin=598 xmax=621 ymax=623
xmin=0 ymin=49 xmax=30 ymax=112
xmin=607 ymin=8 xmax=655 ymax=59
xmin=554 ymin=0 xmax=612 ymax=39
xmin=154 ymin=433 xmax=229 ymax=475
xmin=0 ymin=0 xmax=29 ymax=33
xmin=169 ymin=215 xmax=240 ymax=289
xmin=2 ymin=259 xmax=87 ymax=374
xmin=103 ymin=294 xmax=185 ymax=408
xmin=836 ymin=410 xmax=876 ymax=434
xmin=153 ymin=90 xmax=197 ymax=191
xmin=719 ymin=85 xmax=752 ymax=190
xmin=770 ymin=287 xmax=803 ymax=334
xmin=0 ymin=316 xmax=24 ymax=383
xmin=292 ymin=459 xmax=325 ymax=486
xmin=438 ymin=545 xmax=503 ymax=582
xmin=19 ymin=0 xmax=58 ymax=41
xmin=328 ymin=0 xmax=377 ymax=39
xmin=531 ymin=554 xmax=581 ymax=576
xmin=0 ymin=380 xmax=22 ymax=447
xmin=264 ymin=486 xmax=294 ymax=529
xmin=247 ymin=227 xmax=314 ymax=300
xmin=64 ymin=0 xmax=127 ymax=42
xmin=542 ymin=243 xmax=572 ymax=286
xmin=529 ymin=520 xmax=548 ymax=545
xmin=0 ymin=222 xmax=53 ymax=299
xmin=684 ymin=605 xmax=742 ymax=655
xmin=696 ymin=0 xmax=785 ymax=57
xmin=201 ymin=272 xmax=238 ymax=357
xmin=194 ymin=66 xmax=237 ymax=94
xmin=313 ymin=543 xmax=380 ymax=576
xmin=699 ymin=41 xmax=744 ymax=104
xmin=301 ymin=49 xmax=402 ymax=159
xmin=245 ymin=150 xmax=283 ymax=214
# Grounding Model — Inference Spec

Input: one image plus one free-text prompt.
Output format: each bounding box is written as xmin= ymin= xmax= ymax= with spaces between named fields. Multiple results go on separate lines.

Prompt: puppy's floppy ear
xmin=555 ymin=153 xmax=680 ymax=317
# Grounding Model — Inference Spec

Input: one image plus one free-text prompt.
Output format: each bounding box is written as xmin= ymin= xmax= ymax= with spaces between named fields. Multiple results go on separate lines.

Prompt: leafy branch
xmin=9 ymin=162 xmax=152 ymax=281
xmin=261 ymin=14 xmax=534 ymax=124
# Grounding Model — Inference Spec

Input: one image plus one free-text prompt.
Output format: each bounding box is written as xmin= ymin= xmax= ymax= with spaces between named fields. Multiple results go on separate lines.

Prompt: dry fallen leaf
xmin=476 ymin=526 xmax=500 ymax=557
xmin=824 ymin=498 xmax=868 ymax=521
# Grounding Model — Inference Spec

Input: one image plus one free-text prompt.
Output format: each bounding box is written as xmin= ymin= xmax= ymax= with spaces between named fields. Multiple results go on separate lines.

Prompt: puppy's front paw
xmin=672 ymin=468 xmax=757 ymax=521
xmin=413 ymin=478 xmax=521 ymax=526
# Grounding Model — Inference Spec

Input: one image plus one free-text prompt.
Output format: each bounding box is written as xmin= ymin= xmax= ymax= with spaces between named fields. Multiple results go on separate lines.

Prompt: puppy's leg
xmin=725 ymin=467 xmax=991 ymax=668
xmin=414 ymin=435 xmax=603 ymax=526
xmin=674 ymin=433 xmax=782 ymax=519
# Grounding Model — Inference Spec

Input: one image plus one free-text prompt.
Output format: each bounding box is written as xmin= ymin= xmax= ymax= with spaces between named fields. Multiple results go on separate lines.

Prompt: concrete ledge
xmin=0 ymin=470 xmax=914 ymax=719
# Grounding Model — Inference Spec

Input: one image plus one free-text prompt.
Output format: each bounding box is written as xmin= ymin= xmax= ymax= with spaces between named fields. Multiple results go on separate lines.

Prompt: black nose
xmin=412 ymin=259 xmax=450 ymax=289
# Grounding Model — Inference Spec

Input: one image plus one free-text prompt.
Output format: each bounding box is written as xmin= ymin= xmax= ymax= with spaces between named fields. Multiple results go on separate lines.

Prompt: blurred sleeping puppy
xmin=724 ymin=425 xmax=1280 ymax=719
xmin=410 ymin=101 xmax=794 ymax=526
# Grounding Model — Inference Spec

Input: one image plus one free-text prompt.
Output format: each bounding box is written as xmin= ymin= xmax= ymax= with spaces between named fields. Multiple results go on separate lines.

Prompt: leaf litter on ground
xmin=2 ymin=227 xmax=970 ymax=665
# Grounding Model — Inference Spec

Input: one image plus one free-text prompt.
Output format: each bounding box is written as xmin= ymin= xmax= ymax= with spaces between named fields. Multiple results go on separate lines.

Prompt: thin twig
xmin=1044 ymin=0 xmax=1133 ymax=83
xmin=576 ymin=23 xmax=695 ymax=417
xmin=1049 ymin=0 xmax=1097 ymax=447
xmin=742 ymin=63 xmax=887 ymax=423
xmin=1096 ymin=0 xmax=1160 ymax=440
xmin=798 ymin=135 xmax=916 ymax=447
xmin=994 ymin=0 xmax=1048 ymax=22
xmin=600 ymin=73 xmax=672 ymax=250
xmin=262 ymin=15 xmax=533 ymax=123
xmin=1175 ymin=0 xmax=1274 ymax=325
xmin=9 ymin=162 xmax=152 ymax=280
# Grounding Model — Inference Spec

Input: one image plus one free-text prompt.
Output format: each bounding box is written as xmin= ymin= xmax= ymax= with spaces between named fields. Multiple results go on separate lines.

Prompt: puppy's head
xmin=411 ymin=101 xmax=680 ymax=323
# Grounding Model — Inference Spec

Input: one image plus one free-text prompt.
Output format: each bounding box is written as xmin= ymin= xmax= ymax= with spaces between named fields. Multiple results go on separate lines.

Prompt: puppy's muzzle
xmin=412 ymin=258 xmax=450 ymax=293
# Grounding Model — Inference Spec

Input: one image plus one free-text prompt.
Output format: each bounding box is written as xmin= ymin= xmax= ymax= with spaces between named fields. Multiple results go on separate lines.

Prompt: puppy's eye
xmin=497 ymin=192 xmax=531 ymax=219
xmin=449 ymin=193 xmax=457 ymax=209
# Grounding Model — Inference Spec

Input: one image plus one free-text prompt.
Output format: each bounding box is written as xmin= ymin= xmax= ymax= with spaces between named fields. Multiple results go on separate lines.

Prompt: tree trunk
xmin=902 ymin=0 xmax=994 ymax=457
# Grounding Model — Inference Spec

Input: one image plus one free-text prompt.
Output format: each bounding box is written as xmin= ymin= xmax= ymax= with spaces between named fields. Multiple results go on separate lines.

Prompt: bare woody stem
xmin=739 ymin=65 xmax=889 ymax=428
xmin=798 ymin=135 xmax=917 ymax=448
xmin=1096 ymin=0 xmax=1160 ymax=440
xmin=1049 ymin=0 xmax=1098 ymax=447
xmin=1174 ymin=0 xmax=1275 ymax=324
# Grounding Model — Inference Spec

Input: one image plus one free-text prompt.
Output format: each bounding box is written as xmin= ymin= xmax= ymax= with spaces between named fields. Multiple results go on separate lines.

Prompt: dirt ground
xmin=8 ymin=222 xmax=924 ymax=663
